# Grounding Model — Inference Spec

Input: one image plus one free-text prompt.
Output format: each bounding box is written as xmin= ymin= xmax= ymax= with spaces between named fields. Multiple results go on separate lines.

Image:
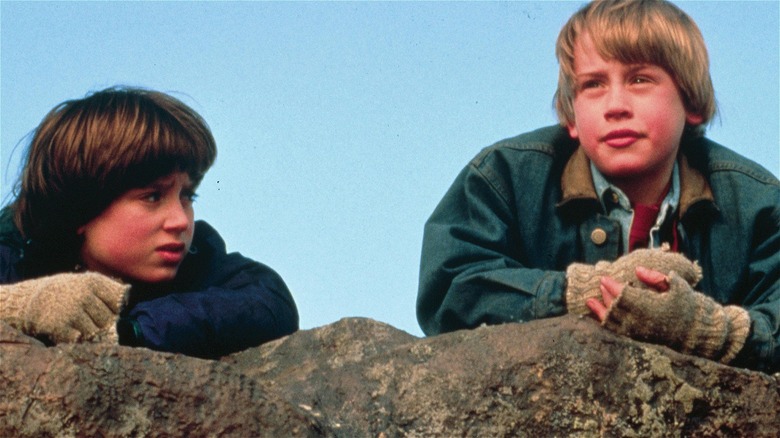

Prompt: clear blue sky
xmin=2 ymin=1 xmax=778 ymax=337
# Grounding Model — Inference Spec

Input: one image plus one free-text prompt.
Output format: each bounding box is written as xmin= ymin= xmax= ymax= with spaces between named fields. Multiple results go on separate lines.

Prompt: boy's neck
xmin=608 ymin=168 xmax=673 ymax=206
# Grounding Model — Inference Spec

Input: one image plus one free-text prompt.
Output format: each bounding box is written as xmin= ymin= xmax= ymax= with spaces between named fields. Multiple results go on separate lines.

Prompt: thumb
xmin=635 ymin=266 xmax=670 ymax=291
xmin=85 ymin=273 xmax=131 ymax=313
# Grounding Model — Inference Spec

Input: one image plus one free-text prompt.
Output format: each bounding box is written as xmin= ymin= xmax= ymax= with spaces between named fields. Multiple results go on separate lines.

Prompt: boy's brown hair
xmin=11 ymin=86 xmax=217 ymax=272
xmin=554 ymin=0 xmax=717 ymax=136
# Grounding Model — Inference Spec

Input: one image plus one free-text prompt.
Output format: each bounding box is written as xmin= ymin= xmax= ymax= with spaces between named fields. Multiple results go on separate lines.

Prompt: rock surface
xmin=2 ymin=315 xmax=779 ymax=437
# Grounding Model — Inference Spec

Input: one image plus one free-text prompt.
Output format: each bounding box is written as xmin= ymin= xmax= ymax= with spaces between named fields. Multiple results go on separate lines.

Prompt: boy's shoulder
xmin=471 ymin=125 xmax=577 ymax=168
xmin=684 ymin=137 xmax=780 ymax=187
xmin=192 ymin=220 xmax=227 ymax=255
xmin=0 ymin=207 xmax=23 ymax=249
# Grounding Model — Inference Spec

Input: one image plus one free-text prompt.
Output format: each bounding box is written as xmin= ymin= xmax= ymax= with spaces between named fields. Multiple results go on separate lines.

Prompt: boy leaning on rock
xmin=0 ymin=87 xmax=299 ymax=358
xmin=417 ymin=0 xmax=779 ymax=372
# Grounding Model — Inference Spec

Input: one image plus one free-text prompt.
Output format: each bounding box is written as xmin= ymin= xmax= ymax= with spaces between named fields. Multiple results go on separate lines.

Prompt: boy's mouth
xmin=156 ymin=242 xmax=187 ymax=264
xmin=602 ymin=129 xmax=641 ymax=148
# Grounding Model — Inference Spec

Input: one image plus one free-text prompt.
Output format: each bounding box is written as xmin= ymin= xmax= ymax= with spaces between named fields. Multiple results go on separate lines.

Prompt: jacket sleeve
xmin=119 ymin=221 xmax=299 ymax=358
xmin=731 ymin=205 xmax=780 ymax=372
xmin=0 ymin=207 xmax=24 ymax=285
xmin=417 ymin=154 xmax=567 ymax=336
xmin=0 ymin=245 xmax=23 ymax=285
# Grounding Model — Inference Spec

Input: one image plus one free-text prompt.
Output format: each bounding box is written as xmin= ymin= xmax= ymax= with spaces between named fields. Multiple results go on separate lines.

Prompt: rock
xmin=2 ymin=316 xmax=779 ymax=437
xmin=0 ymin=321 xmax=331 ymax=437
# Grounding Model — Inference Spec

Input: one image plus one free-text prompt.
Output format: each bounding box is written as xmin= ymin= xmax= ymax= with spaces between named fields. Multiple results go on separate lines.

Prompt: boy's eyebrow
xmin=148 ymin=178 xmax=175 ymax=190
xmin=573 ymin=70 xmax=607 ymax=83
xmin=625 ymin=63 xmax=656 ymax=74
xmin=574 ymin=63 xmax=657 ymax=79
xmin=145 ymin=174 xmax=194 ymax=191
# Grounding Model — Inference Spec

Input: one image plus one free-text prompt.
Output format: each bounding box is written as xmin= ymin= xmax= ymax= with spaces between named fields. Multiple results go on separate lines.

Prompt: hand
xmin=589 ymin=268 xmax=751 ymax=364
xmin=0 ymin=272 xmax=130 ymax=344
xmin=586 ymin=266 xmax=668 ymax=321
xmin=565 ymin=246 xmax=701 ymax=315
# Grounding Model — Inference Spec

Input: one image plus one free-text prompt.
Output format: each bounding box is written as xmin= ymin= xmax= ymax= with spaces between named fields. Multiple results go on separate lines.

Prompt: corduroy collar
xmin=557 ymin=146 xmax=715 ymax=218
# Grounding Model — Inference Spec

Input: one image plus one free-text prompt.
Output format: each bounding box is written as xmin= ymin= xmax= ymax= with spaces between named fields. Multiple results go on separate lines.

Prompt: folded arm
xmin=417 ymin=164 xmax=567 ymax=335
xmin=119 ymin=221 xmax=299 ymax=358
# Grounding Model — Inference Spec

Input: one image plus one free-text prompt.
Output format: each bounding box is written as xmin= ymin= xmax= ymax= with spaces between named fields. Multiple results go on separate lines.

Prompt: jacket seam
xmin=470 ymin=145 xmax=557 ymax=208
xmin=470 ymin=162 xmax=512 ymax=210
xmin=708 ymin=162 xmax=780 ymax=187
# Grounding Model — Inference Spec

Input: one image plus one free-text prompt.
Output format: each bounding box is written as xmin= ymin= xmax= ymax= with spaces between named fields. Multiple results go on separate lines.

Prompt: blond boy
xmin=417 ymin=0 xmax=779 ymax=372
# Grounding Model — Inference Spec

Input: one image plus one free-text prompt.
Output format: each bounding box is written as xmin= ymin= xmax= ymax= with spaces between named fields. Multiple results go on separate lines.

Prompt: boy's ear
xmin=566 ymin=122 xmax=579 ymax=140
xmin=686 ymin=112 xmax=704 ymax=126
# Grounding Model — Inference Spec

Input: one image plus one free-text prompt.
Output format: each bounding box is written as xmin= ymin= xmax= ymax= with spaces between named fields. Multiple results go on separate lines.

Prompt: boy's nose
xmin=604 ymin=88 xmax=632 ymax=120
xmin=164 ymin=201 xmax=192 ymax=232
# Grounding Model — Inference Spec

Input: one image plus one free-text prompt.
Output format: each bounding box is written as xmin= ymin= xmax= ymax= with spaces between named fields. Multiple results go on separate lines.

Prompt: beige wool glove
xmin=0 ymin=272 xmax=130 ymax=345
xmin=565 ymin=245 xmax=702 ymax=315
xmin=602 ymin=272 xmax=751 ymax=364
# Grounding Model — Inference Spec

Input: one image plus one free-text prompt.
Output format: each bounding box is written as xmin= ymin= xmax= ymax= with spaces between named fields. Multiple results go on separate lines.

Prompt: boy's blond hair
xmin=554 ymin=0 xmax=716 ymax=137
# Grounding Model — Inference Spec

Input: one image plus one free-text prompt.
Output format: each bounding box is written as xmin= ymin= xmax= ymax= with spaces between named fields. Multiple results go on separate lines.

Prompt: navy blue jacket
xmin=418 ymin=125 xmax=780 ymax=372
xmin=0 ymin=212 xmax=299 ymax=359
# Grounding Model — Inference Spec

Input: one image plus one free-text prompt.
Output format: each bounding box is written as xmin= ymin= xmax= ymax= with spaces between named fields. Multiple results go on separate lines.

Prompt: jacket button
xmin=590 ymin=228 xmax=607 ymax=246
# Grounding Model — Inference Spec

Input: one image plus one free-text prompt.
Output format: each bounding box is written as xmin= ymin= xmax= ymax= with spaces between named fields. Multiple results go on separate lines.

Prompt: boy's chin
xmin=593 ymin=158 xmax=663 ymax=181
xmin=600 ymin=167 xmax=644 ymax=179
xmin=126 ymin=268 xmax=180 ymax=285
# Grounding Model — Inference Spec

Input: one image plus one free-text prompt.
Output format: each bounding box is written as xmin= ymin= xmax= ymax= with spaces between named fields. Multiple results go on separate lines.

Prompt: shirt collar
xmin=558 ymin=144 xmax=714 ymax=219
xmin=590 ymin=161 xmax=681 ymax=214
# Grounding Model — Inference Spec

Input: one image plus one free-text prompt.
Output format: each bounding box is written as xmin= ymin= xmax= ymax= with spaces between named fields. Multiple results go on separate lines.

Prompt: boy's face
xmin=566 ymin=33 xmax=702 ymax=191
xmin=77 ymin=172 xmax=196 ymax=284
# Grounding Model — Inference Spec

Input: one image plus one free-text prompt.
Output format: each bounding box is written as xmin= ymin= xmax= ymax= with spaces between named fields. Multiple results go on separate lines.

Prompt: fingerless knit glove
xmin=602 ymin=272 xmax=751 ymax=364
xmin=565 ymin=245 xmax=702 ymax=315
xmin=0 ymin=272 xmax=130 ymax=345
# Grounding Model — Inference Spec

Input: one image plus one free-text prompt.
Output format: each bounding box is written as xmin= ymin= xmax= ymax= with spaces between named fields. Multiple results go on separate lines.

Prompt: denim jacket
xmin=418 ymin=125 xmax=780 ymax=372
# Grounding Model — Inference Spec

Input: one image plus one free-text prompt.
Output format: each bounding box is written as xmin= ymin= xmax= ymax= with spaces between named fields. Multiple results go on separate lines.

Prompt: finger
xmin=600 ymin=276 xmax=623 ymax=300
xmin=80 ymin=293 xmax=119 ymax=329
xmin=635 ymin=266 xmax=670 ymax=291
xmin=38 ymin=308 xmax=99 ymax=343
xmin=88 ymin=277 xmax=127 ymax=313
xmin=586 ymin=298 xmax=608 ymax=322
xmin=66 ymin=305 xmax=103 ymax=336
xmin=50 ymin=326 xmax=83 ymax=344
xmin=599 ymin=283 xmax=615 ymax=309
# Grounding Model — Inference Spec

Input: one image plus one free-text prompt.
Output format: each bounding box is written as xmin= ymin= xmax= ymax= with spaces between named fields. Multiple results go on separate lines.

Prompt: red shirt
xmin=628 ymin=183 xmax=679 ymax=251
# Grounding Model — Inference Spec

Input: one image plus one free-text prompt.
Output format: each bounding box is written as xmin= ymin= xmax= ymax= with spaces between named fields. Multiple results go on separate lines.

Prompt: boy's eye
xmin=578 ymin=80 xmax=602 ymax=91
xmin=180 ymin=187 xmax=198 ymax=206
xmin=143 ymin=192 xmax=162 ymax=203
